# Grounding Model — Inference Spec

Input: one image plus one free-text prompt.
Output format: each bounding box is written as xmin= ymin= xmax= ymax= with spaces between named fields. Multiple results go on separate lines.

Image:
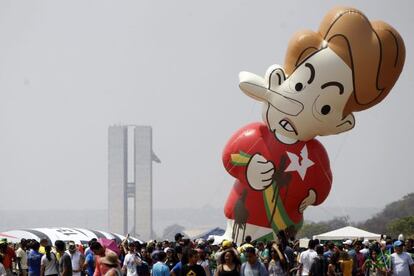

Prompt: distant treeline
xmin=298 ymin=193 xmax=414 ymax=239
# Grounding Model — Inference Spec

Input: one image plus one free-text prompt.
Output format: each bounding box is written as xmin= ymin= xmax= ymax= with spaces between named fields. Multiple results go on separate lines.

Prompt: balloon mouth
xmin=279 ymin=119 xmax=298 ymax=135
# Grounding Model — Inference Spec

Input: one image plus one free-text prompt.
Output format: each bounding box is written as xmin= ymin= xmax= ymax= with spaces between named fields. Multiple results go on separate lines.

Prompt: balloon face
xmin=240 ymin=48 xmax=355 ymax=142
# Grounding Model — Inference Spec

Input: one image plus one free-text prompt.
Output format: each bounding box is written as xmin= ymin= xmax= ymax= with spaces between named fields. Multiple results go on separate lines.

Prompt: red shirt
xmin=3 ymin=246 xmax=16 ymax=269
xmin=223 ymin=122 xmax=332 ymax=230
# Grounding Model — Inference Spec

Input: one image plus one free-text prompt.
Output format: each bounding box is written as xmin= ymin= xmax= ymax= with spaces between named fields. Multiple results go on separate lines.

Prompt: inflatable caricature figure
xmin=222 ymin=7 xmax=405 ymax=243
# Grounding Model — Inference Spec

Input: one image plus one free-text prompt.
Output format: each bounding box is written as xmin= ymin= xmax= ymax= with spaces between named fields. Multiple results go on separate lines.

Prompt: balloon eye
xmin=295 ymin=82 xmax=303 ymax=92
xmin=321 ymin=105 xmax=331 ymax=115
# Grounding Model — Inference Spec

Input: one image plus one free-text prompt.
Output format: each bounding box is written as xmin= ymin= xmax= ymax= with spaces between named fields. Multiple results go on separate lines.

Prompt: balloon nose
xmin=266 ymin=91 xmax=304 ymax=116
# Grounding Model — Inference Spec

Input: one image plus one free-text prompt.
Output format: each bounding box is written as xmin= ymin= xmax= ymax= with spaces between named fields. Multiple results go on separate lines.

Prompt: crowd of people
xmin=1 ymin=232 xmax=414 ymax=276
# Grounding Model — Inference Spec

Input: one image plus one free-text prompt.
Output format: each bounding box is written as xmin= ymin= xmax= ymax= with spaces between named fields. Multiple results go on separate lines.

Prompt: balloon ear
xmin=265 ymin=65 xmax=286 ymax=91
xmin=335 ymin=113 xmax=355 ymax=134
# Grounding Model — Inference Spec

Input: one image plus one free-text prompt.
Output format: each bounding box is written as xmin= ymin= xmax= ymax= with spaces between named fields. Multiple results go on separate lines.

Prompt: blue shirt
xmin=172 ymin=261 xmax=183 ymax=275
xmin=28 ymin=250 xmax=43 ymax=276
xmin=85 ymin=250 xmax=95 ymax=276
xmin=152 ymin=261 xmax=170 ymax=276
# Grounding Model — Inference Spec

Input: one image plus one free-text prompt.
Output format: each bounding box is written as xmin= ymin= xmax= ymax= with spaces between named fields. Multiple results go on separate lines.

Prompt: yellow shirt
xmin=39 ymin=246 xmax=46 ymax=255
xmin=340 ymin=259 xmax=353 ymax=276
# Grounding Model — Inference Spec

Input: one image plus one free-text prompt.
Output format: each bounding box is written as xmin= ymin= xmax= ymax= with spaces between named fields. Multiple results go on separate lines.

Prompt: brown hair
xmin=284 ymin=7 xmax=405 ymax=117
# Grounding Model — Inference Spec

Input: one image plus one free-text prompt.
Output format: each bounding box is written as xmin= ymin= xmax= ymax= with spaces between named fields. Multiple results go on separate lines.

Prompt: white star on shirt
xmin=284 ymin=145 xmax=314 ymax=180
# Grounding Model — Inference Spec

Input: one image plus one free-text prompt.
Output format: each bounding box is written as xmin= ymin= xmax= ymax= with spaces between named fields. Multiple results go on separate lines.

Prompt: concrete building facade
xmin=108 ymin=125 xmax=159 ymax=240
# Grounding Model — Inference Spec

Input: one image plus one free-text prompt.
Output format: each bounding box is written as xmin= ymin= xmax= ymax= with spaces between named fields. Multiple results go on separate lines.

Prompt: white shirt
xmin=66 ymin=250 xmax=83 ymax=276
xmin=123 ymin=253 xmax=140 ymax=276
xmin=16 ymin=247 xmax=28 ymax=269
xmin=41 ymin=253 xmax=59 ymax=276
xmin=299 ymin=249 xmax=317 ymax=276
xmin=391 ymin=252 xmax=414 ymax=276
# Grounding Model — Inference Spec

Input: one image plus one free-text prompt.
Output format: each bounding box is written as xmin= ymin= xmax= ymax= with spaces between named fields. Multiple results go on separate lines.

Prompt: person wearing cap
xmin=66 ymin=241 xmax=85 ymax=276
xmin=359 ymin=240 xmax=370 ymax=258
xmin=391 ymin=240 xmax=414 ymax=276
xmin=215 ymin=240 xmax=236 ymax=266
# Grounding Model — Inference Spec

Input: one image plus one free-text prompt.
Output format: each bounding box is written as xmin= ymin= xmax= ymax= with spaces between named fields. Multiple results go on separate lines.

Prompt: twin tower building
xmin=108 ymin=125 xmax=159 ymax=240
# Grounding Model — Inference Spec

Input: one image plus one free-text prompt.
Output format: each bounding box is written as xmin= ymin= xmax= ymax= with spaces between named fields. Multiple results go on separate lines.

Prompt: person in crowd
xmin=175 ymin=234 xmax=184 ymax=247
xmin=181 ymin=249 xmax=206 ymax=276
xmin=152 ymin=251 xmax=169 ymax=276
xmin=353 ymin=241 xmax=365 ymax=276
xmin=241 ymin=247 xmax=268 ymax=276
xmin=16 ymin=239 xmax=28 ymax=276
xmin=362 ymin=249 xmax=386 ymax=276
xmin=40 ymin=245 xmax=58 ymax=276
xmin=0 ymin=255 xmax=8 ymax=276
xmin=38 ymin=239 xmax=48 ymax=256
xmin=339 ymin=251 xmax=353 ymax=276
xmin=360 ymin=240 xmax=370 ymax=258
xmin=83 ymin=240 xmax=96 ymax=276
xmin=90 ymin=241 xmax=114 ymax=276
xmin=27 ymin=241 xmax=43 ymax=276
xmin=171 ymin=247 xmax=187 ymax=276
xmin=268 ymin=244 xmax=286 ymax=276
xmin=326 ymin=253 xmax=341 ymax=276
xmin=323 ymin=242 xmax=334 ymax=263
xmin=309 ymin=245 xmax=327 ymax=276
xmin=121 ymin=242 xmax=141 ymax=276
xmin=298 ymin=240 xmax=317 ymax=276
xmin=390 ymin=240 xmax=414 ymax=276
xmin=165 ymin=247 xmax=178 ymax=270
xmin=55 ymin=240 xmax=72 ymax=276
xmin=215 ymin=249 xmax=241 ymax=276
xmin=197 ymin=248 xmax=211 ymax=276
xmin=140 ymin=248 xmax=152 ymax=268
xmin=99 ymin=251 xmax=121 ymax=276
xmin=240 ymin=236 xmax=253 ymax=247
xmin=0 ymin=239 xmax=16 ymax=276
xmin=216 ymin=241 xmax=237 ymax=266
xmin=257 ymin=242 xmax=270 ymax=268
xmin=66 ymin=242 xmax=84 ymax=276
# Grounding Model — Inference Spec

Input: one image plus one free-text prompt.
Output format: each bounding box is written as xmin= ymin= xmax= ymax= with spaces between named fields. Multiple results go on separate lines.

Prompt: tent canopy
xmin=313 ymin=226 xmax=381 ymax=241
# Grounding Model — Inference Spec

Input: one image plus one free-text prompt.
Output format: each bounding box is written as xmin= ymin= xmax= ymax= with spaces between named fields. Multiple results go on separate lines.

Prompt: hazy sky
xmin=0 ymin=1 xmax=413 ymax=219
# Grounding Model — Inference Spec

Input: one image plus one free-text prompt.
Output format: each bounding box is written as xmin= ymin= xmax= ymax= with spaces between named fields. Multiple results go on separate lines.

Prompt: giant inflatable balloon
xmin=221 ymin=7 xmax=405 ymax=243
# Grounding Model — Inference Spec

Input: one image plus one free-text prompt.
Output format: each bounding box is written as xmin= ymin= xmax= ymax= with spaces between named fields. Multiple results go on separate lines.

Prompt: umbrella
xmin=98 ymin=238 xmax=120 ymax=255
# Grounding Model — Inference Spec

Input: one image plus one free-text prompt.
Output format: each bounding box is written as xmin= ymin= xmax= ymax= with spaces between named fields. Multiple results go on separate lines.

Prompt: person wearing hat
xmin=390 ymin=240 xmax=414 ymax=276
xmin=100 ymin=251 xmax=121 ymax=276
